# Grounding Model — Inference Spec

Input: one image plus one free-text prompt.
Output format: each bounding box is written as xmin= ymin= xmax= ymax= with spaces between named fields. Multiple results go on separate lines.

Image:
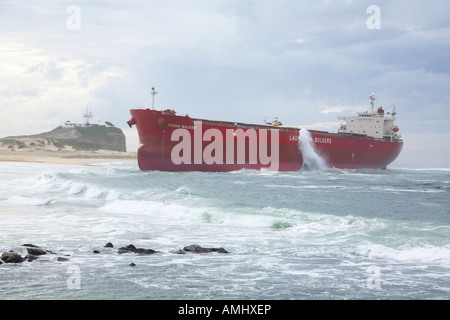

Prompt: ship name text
xmin=168 ymin=123 xmax=196 ymax=130
xmin=314 ymin=137 xmax=332 ymax=144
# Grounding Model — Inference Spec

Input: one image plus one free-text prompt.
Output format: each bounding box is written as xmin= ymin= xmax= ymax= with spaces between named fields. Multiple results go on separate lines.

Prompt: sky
xmin=1 ymin=0 xmax=450 ymax=168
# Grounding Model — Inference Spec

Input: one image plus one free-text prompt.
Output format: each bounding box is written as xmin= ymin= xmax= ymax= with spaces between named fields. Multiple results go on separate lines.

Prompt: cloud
xmin=395 ymin=132 xmax=450 ymax=168
xmin=26 ymin=61 xmax=64 ymax=81
xmin=0 ymin=35 xmax=126 ymax=136
xmin=319 ymin=105 xmax=362 ymax=115
xmin=294 ymin=121 xmax=342 ymax=130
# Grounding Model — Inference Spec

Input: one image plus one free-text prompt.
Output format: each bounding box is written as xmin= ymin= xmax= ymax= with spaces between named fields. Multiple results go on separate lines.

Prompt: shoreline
xmin=0 ymin=149 xmax=137 ymax=165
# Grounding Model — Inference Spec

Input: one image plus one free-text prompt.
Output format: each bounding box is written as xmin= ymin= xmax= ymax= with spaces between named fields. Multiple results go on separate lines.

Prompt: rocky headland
xmin=1 ymin=123 xmax=127 ymax=153
xmin=0 ymin=123 xmax=136 ymax=164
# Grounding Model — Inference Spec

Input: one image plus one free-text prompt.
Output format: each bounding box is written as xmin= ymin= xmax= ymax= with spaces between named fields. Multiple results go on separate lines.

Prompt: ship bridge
xmin=337 ymin=93 xmax=401 ymax=141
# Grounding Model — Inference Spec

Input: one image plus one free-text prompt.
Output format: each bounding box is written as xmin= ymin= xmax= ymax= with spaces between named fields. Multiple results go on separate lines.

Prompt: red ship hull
xmin=308 ymin=130 xmax=403 ymax=169
xmin=128 ymin=109 xmax=403 ymax=172
xmin=128 ymin=109 xmax=303 ymax=172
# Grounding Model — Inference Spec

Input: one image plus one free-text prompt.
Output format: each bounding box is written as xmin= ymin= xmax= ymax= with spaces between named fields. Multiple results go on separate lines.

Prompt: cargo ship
xmin=127 ymin=89 xmax=402 ymax=171
xmin=304 ymin=93 xmax=403 ymax=169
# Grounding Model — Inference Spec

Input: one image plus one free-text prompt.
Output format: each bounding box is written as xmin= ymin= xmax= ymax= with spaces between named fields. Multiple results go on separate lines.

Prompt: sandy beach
xmin=0 ymin=149 xmax=137 ymax=165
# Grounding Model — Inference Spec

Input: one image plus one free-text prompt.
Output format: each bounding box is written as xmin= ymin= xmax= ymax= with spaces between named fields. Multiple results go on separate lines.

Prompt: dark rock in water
xmin=22 ymin=244 xmax=39 ymax=248
xmin=104 ymin=242 xmax=114 ymax=248
xmin=174 ymin=249 xmax=186 ymax=254
xmin=118 ymin=244 xmax=137 ymax=254
xmin=93 ymin=250 xmax=100 ymax=254
xmin=1 ymin=252 xmax=25 ymax=263
xmin=118 ymin=244 xmax=157 ymax=255
xmin=129 ymin=262 xmax=136 ymax=267
xmin=182 ymin=244 xmax=228 ymax=254
xmin=135 ymin=248 xmax=157 ymax=255
xmin=27 ymin=248 xmax=47 ymax=256
xmin=57 ymin=257 xmax=69 ymax=262
xmin=25 ymin=254 xmax=39 ymax=262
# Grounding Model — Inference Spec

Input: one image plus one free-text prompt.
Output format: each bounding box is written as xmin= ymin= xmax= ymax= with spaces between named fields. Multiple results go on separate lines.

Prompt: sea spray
xmin=298 ymin=128 xmax=327 ymax=170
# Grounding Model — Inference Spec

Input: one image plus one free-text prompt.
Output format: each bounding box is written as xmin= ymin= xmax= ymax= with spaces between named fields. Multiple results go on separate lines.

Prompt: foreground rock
xmin=23 ymin=244 xmax=51 ymax=261
xmin=177 ymin=244 xmax=228 ymax=254
xmin=26 ymin=248 xmax=47 ymax=256
xmin=117 ymin=244 xmax=158 ymax=255
xmin=1 ymin=252 xmax=25 ymax=263
xmin=1 ymin=243 xmax=229 ymax=266
xmin=104 ymin=242 xmax=114 ymax=248
xmin=1 ymin=244 xmax=67 ymax=264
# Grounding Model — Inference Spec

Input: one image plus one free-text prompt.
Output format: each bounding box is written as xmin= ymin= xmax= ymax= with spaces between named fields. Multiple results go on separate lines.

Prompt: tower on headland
xmin=83 ymin=107 xmax=93 ymax=125
xmin=64 ymin=108 xmax=115 ymax=128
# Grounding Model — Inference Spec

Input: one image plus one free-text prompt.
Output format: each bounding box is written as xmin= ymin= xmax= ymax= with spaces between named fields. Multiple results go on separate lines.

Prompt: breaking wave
xmin=7 ymin=195 xmax=54 ymax=206
xmin=358 ymin=243 xmax=450 ymax=265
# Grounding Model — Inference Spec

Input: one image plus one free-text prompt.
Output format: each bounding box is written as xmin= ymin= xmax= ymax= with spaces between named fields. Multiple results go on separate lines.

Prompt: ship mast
xmin=369 ymin=92 xmax=376 ymax=115
xmin=151 ymin=87 xmax=158 ymax=110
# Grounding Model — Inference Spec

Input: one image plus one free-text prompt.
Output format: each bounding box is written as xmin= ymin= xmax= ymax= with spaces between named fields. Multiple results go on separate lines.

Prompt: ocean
xmin=0 ymin=160 xmax=449 ymax=300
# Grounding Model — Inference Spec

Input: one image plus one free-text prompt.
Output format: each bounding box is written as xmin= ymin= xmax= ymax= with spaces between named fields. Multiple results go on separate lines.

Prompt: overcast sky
xmin=1 ymin=0 xmax=449 ymax=167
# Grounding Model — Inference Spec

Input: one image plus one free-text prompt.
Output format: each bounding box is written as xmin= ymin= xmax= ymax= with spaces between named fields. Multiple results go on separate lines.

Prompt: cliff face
xmin=1 ymin=125 xmax=127 ymax=152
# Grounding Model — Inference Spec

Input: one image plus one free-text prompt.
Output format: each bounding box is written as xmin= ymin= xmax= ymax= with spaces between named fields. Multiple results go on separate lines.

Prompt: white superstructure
xmin=337 ymin=93 xmax=401 ymax=141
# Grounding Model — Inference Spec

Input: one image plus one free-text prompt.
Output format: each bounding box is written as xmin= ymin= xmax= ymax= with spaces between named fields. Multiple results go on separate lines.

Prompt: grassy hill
xmin=1 ymin=124 xmax=127 ymax=152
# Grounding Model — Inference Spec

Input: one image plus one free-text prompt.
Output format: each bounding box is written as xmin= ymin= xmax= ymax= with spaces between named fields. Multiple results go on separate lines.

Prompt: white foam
xmin=67 ymin=183 xmax=87 ymax=195
xmin=100 ymin=199 xmax=293 ymax=229
xmin=359 ymin=243 xmax=450 ymax=265
xmin=393 ymin=167 xmax=450 ymax=172
xmin=6 ymin=195 xmax=53 ymax=206
xmin=100 ymin=199 xmax=192 ymax=219
xmin=298 ymin=128 xmax=327 ymax=170
xmin=370 ymin=186 xmax=445 ymax=193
